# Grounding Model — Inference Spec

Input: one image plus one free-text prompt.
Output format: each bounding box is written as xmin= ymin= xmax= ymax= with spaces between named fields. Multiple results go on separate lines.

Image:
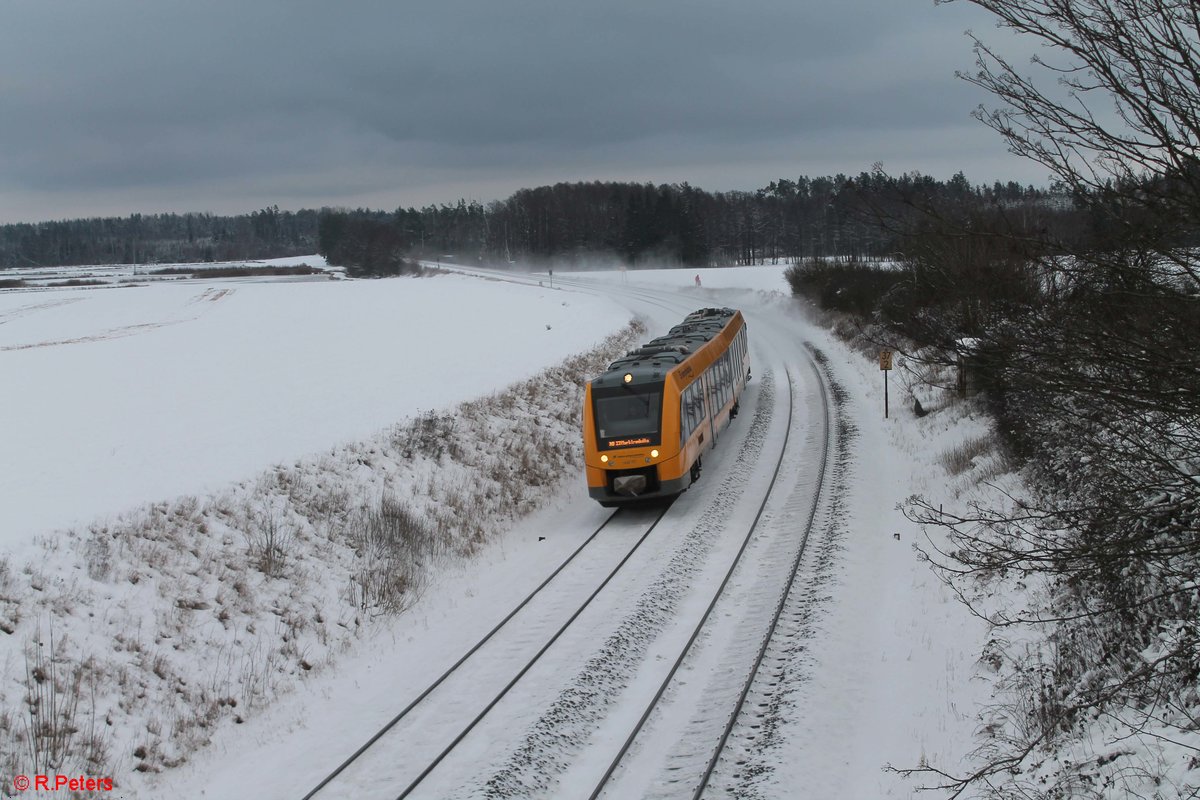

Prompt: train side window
xmin=690 ymin=383 xmax=701 ymax=434
xmin=680 ymin=396 xmax=689 ymax=445
xmin=683 ymin=382 xmax=701 ymax=441
xmin=719 ymin=352 xmax=731 ymax=406
xmin=715 ymin=356 xmax=725 ymax=408
xmin=680 ymin=389 xmax=689 ymax=443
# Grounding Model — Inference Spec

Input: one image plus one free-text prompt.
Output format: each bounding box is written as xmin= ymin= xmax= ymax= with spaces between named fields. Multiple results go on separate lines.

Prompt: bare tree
xmin=898 ymin=1 xmax=1200 ymax=797
xmin=952 ymin=0 xmax=1200 ymax=276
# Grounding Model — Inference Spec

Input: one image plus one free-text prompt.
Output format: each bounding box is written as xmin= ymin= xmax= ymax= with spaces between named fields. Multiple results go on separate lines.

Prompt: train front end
xmin=583 ymin=368 xmax=685 ymax=506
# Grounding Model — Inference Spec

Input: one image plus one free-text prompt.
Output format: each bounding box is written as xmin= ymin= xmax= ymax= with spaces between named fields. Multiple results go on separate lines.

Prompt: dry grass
xmin=939 ymin=435 xmax=996 ymax=476
xmin=345 ymin=498 xmax=442 ymax=615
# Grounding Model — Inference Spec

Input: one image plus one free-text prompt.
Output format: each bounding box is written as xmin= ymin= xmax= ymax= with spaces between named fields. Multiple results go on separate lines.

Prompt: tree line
xmin=1 ymin=176 xmax=1072 ymax=274
xmin=316 ymin=174 xmax=1073 ymax=272
xmin=0 ymin=206 xmax=319 ymax=269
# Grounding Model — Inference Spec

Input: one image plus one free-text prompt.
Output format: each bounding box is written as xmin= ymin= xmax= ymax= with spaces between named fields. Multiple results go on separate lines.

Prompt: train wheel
xmin=690 ymin=457 xmax=702 ymax=483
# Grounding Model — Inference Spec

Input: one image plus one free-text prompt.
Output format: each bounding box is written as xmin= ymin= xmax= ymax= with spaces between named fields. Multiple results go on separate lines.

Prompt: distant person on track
xmin=694 ymin=274 xmax=701 ymax=287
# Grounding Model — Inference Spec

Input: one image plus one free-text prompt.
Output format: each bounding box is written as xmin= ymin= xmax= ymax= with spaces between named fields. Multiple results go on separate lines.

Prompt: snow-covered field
xmin=0 ymin=269 xmax=626 ymax=548
xmin=0 ymin=261 xmax=1013 ymax=798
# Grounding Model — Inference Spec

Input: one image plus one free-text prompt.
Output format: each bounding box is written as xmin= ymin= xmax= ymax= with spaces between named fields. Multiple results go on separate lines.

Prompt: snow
xmin=0 ymin=272 xmax=628 ymax=548
xmin=0 ymin=259 xmax=1011 ymax=799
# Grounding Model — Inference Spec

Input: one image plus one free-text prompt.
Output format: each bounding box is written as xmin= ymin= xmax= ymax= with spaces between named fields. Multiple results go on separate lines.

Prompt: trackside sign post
xmin=879 ymin=350 xmax=893 ymax=418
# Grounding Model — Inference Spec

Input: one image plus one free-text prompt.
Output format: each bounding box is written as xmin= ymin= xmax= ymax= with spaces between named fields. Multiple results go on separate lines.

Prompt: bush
xmin=784 ymin=257 xmax=907 ymax=318
xmin=148 ymin=265 xmax=324 ymax=278
xmin=346 ymin=498 xmax=441 ymax=615
xmin=46 ymin=278 xmax=105 ymax=287
xmin=345 ymin=258 xmax=425 ymax=279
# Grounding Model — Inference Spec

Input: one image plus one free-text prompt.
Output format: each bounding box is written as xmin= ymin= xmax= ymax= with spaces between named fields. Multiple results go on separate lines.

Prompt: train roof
xmin=591 ymin=307 xmax=739 ymax=389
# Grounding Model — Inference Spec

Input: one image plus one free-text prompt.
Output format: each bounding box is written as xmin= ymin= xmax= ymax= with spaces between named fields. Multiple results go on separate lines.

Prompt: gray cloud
xmin=0 ymin=0 xmax=1045 ymax=222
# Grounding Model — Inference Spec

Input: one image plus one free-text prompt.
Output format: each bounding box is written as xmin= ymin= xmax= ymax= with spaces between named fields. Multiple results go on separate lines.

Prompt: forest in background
xmin=0 ymin=173 xmax=1071 ymax=274
xmin=0 ymin=206 xmax=320 ymax=269
xmin=315 ymin=174 xmax=1079 ymax=273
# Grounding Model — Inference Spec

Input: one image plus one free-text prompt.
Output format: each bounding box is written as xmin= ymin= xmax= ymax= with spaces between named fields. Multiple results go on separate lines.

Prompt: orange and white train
xmin=583 ymin=307 xmax=750 ymax=506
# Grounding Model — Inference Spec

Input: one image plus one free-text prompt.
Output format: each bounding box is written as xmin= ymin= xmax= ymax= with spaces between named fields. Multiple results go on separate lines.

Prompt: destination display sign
xmin=607 ymin=437 xmax=652 ymax=448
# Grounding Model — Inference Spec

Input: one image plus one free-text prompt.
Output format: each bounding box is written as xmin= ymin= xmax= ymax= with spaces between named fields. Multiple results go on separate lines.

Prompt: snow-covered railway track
xmin=300 ymin=506 xmax=672 ymax=800
xmin=582 ymin=339 xmax=835 ymax=800
xmin=428 ymin=263 xmax=689 ymax=321
xmin=301 ymin=279 xmax=837 ymax=800
xmin=687 ymin=342 xmax=835 ymax=798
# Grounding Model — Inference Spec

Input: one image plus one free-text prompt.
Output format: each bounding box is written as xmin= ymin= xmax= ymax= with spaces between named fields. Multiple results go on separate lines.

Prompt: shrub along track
xmin=0 ymin=319 xmax=649 ymax=787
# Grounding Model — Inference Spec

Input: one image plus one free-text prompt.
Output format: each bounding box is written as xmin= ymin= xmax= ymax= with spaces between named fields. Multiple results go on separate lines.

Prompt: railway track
xmin=578 ymin=338 xmax=834 ymax=799
xmin=581 ymin=359 xmax=797 ymax=797
xmin=300 ymin=506 xmax=672 ymax=799
xmin=696 ymin=344 xmax=846 ymax=799
xmin=301 ymin=277 xmax=838 ymax=800
xmin=689 ymin=343 xmax=835 ymax=798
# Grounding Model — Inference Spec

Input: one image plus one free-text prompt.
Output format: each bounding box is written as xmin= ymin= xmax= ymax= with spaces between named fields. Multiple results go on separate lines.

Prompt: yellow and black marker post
xmin=879 ymin=349 xmax=893 ymax=418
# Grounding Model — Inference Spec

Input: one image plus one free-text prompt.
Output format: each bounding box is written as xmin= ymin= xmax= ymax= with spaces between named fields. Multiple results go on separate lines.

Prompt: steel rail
xmin=394 ymin=503 xmax=672 ymax=799
xmin=587 ymin=365 xmax=799 ymax=800
xmin=689 ymin=343 xmax=832 ymax=798
xmin=302 ymin=508 xmax=628 ymax=799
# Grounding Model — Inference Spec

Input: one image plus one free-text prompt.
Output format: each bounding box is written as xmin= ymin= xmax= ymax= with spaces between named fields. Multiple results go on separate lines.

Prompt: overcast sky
xmin=0 ymin=0 xmax=1047 ymax=224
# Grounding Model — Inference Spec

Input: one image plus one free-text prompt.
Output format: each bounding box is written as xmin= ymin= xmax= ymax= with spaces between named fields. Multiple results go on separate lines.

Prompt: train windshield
xmin=592 ymin=384 xmax=662 ymax=448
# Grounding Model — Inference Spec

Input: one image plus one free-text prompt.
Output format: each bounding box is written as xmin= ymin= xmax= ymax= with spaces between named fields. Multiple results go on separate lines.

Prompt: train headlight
xmin=623 ymin=373 xmax=633 ymax=384
xmin=651 ymin=449 xmax=659 ymax=458
xmin=600 ymin=454 xmax=609 ymax=463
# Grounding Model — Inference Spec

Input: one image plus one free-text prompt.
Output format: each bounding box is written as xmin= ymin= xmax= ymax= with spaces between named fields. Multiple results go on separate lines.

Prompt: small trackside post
xmin=879 ymin=349 xmax=893 ymax=418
